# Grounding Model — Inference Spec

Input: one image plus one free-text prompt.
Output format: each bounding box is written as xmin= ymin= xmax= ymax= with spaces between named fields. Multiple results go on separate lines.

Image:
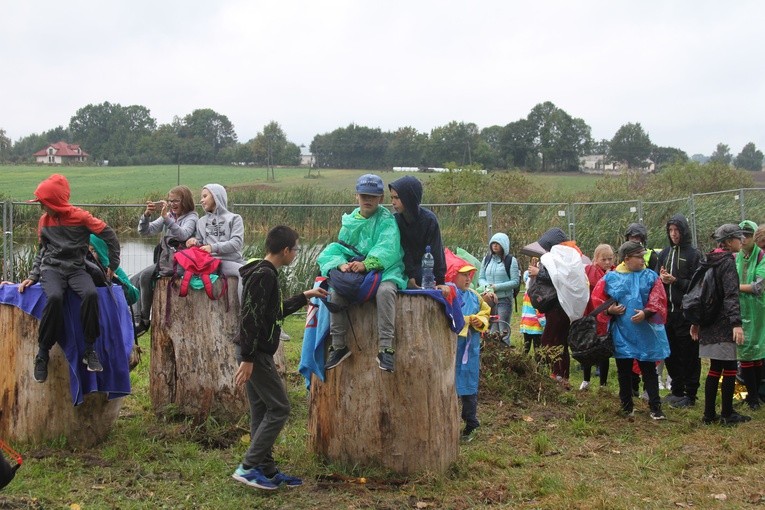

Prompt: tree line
xmin=0 ymin=101 xmax=762 ymax=172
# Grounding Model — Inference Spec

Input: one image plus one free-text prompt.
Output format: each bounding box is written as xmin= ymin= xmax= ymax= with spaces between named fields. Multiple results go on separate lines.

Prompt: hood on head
xmin=489 ymin=232 xmax=510 ymax=256
xmin=537 ymin=227 xmax=567 ymax=252
xmin=666 ymin=214 xmax=691 ymax=246
xmin=204 ymin=183 xmax=229 ymax=214
xmin=32 ymin=174 xmax=72 ymax=214
xmin=624 ymin=223 xmax=648 ymax=244
xmin=389 ymin=176 xmax=423 ymax=218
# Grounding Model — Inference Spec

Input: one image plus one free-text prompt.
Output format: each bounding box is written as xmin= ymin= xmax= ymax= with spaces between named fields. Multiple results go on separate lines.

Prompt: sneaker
xmin=232 ymin=465 xmax=278 ymax=490
xmin=719 ymin=411 xmax=752 ymax=426
xmin=461 ymin=426 xmax=478 ymax=442
xmin=650 ymin=408 xmax=667 ymax=420
xmin=325 ymin=346 xmax=351 ymax=370
xmin=702 ymin=413 xmax=719 ymax=425
xmin=279 ymin=330 xmax=291 ymax=341
xmin=620 ymin=407 xmax=635 ymax=418
xmin=668 ymin=396 xmax=694 ymax=409
xmin=579 ymin=381 xmax=590 ymax=391
xmin=33 ymin=354 xmax=49 ymax=383
xmin=83 ymin=349 xmax=104 ymax=372
xmin=134 ymin=320 xmax=150 ymax=338
xmin=745 ymin=399 xmax=762 ymax=411
xmin=269 ymin=471 xmax=303 ymax=487
xmin=663 ymin=394 xmax=684 ymax=405
xmin=377 ymin=348 xmax=394 ymax=372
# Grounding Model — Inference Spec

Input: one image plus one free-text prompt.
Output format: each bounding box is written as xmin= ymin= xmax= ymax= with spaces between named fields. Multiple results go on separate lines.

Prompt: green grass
xmin=4 ymin=314 xmax=765 ymax=509
xmin=0 ymin=165 xmax=417 ymax=202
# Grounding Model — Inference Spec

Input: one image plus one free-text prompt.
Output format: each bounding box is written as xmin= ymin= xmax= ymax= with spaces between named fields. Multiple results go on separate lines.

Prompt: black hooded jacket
xmin=698 ymin=249 xmax=742 ymax=346
xmin=624 ymin=222 xmax=659 ymax=272
xmin=657 ymin=214 xmax=703 ymax=315
xmin=388 ymin=176 xmax=446 ymax=285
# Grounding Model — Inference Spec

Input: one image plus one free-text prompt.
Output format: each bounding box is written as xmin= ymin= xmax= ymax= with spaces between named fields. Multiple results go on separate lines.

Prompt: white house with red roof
xmin=33 ymin=141 xmax=89 ymax=164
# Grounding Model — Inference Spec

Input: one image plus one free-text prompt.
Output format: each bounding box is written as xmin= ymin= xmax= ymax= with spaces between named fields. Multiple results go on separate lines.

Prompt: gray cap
xmin=713 ymin=223 xmax=745 ymax=243
xmin=618 ymin=240 xmax=647 ymax=262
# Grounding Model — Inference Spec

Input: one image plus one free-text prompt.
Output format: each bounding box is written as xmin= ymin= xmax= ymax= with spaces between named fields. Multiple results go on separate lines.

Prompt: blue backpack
xmin=321 ymin=255 xmax=381 ymax=312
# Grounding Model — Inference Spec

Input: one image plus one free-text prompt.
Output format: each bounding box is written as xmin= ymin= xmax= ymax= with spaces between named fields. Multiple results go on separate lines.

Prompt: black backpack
xmin=482 ymin=253 xmax=521 ymax=310
xmin=681 ymin=264 xmax=721 ymax=327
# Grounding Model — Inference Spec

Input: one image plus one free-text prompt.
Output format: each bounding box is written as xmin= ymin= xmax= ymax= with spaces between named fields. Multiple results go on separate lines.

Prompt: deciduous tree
xmin=609 ymin=122 xmax=652 ymax=169
xmin=733 ymin=142 xmax=764 ymax=171
xmin=709 ymin=143 xmax=732 ymax=165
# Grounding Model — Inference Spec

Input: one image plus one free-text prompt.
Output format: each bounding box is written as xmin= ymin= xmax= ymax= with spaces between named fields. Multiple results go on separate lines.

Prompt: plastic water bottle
xmin=422 ymin=245 xmax=436 ymax=290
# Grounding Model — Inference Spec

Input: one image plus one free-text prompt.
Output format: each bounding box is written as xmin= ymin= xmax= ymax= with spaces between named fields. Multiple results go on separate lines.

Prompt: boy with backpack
xmin=231 ymin=226 xmax=327 ymax=490
xmin=320 ymin=174 xmax=407 ymax=373
xmin=17 ymin=174 xmax=121 ymax=382
xmin=478 ymin=232 xmax=520 ymax=346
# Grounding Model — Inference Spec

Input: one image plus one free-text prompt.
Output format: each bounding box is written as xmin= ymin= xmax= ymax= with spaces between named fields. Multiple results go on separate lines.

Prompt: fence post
xmin=739 ymin=188 xmax=746 ymax=222
xmin=486 ymin=202 xmax=493 ymax=241
xmin=689 ymin=193 xmax=698 ymax=248
xmin=2 ymin=201 xmax=12 ymax=282
xmin=637 ymin=200 xmax=644 ymax=224
xmin=567 ymin=203 xmax=575 ymax=242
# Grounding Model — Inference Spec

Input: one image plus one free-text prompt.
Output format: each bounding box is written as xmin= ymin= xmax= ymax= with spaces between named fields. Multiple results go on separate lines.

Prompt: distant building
xmin=299 ymin=146 xmax=315 ymax=167
xmin=33 ymin=141 xmax=89 ymax=164
xmin=579 ymin=154 xmax=655 ymax=174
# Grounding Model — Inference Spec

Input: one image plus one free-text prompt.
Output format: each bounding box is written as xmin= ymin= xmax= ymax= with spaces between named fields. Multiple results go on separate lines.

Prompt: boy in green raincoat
xmin=736 ymin=220 xmax=765 ymax=410
xmin=319 ymin=174 xmax=407 ymax=373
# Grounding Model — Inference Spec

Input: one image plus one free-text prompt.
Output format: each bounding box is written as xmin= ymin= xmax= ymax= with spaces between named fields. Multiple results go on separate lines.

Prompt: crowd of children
xmin=3 ymin=172 xmax=764 ymax=493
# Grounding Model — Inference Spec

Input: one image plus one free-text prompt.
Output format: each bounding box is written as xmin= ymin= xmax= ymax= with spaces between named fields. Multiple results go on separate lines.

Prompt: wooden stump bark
xmin=308 ymin=294 xmax=459 ymax=475
xmin=150 ymin=277 xmax=286 ymax=422
xmin=0 ymin=304 xmax=121 ymax=448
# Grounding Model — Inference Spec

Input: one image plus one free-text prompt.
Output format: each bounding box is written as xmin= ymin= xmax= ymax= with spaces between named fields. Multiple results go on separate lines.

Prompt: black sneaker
xmin=461 ymin=426 xmax=478 ymax=442
xmin=668 ymin=396 xmax=694 ymax=409
xmin=650 ymin=408 xmax=667 ymax=420
xmin=377 ymin=348 xmax=394 ymax=372
xmin=325 ymin=346 xmax=351 ymax=370
xmin=719 ymin=411 xmax=751 ymax=426
xmin=33 ymin=354 xmax=49 ymax=383
xmin=83 ymin=349 xmax=104 ymax=372
xmin=134 ymin=320 xmax=150 ymax=338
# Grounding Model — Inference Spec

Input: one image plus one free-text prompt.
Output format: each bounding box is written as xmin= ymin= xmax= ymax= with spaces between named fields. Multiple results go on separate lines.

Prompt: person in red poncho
xmin=17 ymin=174 xmax=121 ymax=383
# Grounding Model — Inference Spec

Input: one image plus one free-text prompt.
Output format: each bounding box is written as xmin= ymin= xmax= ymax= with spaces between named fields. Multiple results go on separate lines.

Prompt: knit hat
xmin=713 ymin=224 xmax=745 ymax=243
xmin=618 ymin=240 xmax=646 ymax=262
xmin=537 ymin=228 xmax=567 ymax=252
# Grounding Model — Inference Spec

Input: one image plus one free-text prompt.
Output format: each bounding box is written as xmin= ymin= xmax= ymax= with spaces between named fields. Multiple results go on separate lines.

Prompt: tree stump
xmin=150 ymin=277 xmax=286 ymax=422
xmin=308 ymin=294 xmax=459 ymax=475
xmin=0 ymin=304 xmax=121 ymax=448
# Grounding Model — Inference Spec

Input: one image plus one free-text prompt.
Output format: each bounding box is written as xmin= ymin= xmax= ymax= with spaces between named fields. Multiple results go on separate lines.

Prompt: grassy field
xmin=2 ymin=314 xmax=765 ymax=509
xmin=0 ymin=165 xmax=600 ymax=203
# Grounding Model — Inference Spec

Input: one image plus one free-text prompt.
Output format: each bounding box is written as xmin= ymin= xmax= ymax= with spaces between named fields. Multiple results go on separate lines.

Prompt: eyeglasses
xmin=167 ymin=199 xmax=181 ymax=204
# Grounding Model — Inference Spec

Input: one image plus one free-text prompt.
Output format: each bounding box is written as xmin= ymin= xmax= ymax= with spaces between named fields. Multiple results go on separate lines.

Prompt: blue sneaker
xmin=232 ymin=465 xmax=278 ymax=490
xmin=270 ymin=471 xmax=303 ymax=487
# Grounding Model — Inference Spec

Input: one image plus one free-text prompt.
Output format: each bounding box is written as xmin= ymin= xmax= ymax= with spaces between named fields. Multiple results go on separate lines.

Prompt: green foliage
xmin=709 ymin=142 xmax=732 ymax=165
xmin=609 ymin=122 xmax=652 ymax=169
xmin=734 ymin=142 xmax=764 ymax=171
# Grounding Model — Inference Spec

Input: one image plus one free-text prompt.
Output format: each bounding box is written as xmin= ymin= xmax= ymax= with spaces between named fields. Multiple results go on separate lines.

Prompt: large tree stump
xmin=308 ymin=294 xmax=459 ymax=475
xmin=150 ymin=277 xmax=286 ymax=422
xmin=0 ymin=304 xmax=121 ymax=448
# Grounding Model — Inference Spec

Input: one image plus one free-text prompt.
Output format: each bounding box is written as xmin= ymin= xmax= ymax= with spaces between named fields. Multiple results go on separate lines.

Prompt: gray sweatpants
xmin=241 ymin=350 xmax=290 ymax=474
xmin=329 ymin=280 xmax=397 ymax=350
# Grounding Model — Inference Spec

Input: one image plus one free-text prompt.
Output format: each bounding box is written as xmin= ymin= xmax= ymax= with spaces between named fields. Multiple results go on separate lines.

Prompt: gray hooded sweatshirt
xmin=194 ymin=183 xmax=245 ymax=264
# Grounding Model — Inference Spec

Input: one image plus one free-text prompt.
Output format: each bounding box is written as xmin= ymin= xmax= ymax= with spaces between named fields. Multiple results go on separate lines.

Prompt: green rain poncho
xmin=317 ymin=206 xmax=407 ymax=290
xmin=736 ymin=222 xmax=765 ymax=361
xmin=89 ymin=234 xmax=140 ymax=305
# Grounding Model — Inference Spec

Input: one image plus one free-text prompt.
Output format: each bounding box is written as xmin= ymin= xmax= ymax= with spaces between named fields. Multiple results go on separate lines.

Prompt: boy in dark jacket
xmin=18 ymin=174 xmax=121 ymax=383
xmin=658 ymin=214 xmax=703 ymax=407
xmin=231 ymin=226 xmax=327 ymax=490
xmin=388 ymin=175 xmax=447 ymax=289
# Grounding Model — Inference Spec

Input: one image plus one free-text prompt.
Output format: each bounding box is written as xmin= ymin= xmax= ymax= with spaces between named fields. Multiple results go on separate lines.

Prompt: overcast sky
xmin=2 ymin=1 xmax=763 ymax=157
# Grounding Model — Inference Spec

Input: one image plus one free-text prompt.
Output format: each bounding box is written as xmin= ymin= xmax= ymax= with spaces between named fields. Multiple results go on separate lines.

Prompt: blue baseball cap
xmin=355 ymin=174 xmax=384 ymax=196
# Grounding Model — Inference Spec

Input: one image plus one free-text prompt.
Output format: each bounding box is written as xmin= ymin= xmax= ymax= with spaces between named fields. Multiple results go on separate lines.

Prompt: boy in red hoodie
xmin=18 ymin=174 xmax=121 ymax=383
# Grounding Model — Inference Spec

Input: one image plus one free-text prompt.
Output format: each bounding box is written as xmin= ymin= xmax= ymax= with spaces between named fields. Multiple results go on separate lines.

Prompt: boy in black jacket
xmin=231 ymin=226 xmax=327 ymax=490
xmin=658 ymin=214 xmax=703 ymax=407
